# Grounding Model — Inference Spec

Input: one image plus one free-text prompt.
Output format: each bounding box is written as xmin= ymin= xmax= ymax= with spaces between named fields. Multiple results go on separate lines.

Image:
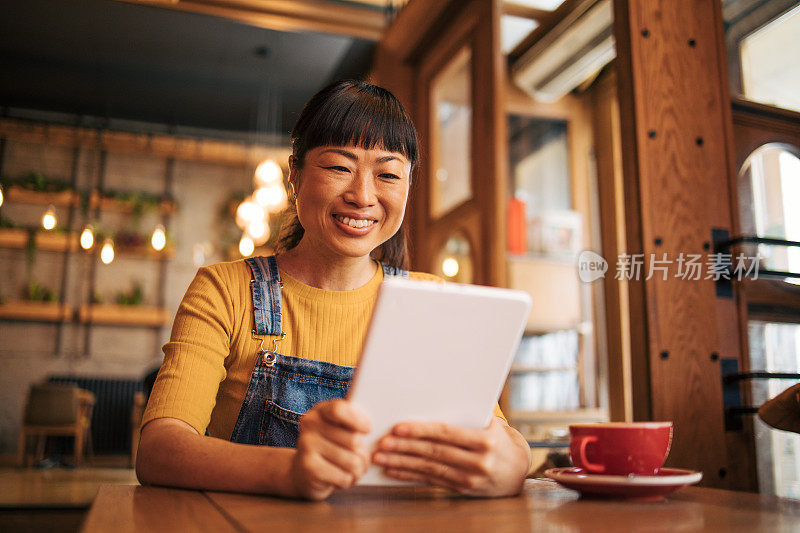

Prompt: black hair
xmin=276 ymin=80 xmax=419 ymax=269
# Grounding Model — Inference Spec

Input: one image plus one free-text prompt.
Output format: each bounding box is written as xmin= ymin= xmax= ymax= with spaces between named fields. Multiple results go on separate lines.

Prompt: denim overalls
xmin=229 ymin=255 xmax=408 ymax=447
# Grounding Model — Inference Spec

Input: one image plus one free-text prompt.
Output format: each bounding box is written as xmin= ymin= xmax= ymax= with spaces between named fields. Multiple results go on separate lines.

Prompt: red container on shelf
xmin=507 ymin=196 xmax=527 ymax=255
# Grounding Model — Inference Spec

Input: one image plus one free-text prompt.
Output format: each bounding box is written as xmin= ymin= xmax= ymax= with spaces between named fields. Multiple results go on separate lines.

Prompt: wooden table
xmin=81 ymin=480 xmax=800 ymax=532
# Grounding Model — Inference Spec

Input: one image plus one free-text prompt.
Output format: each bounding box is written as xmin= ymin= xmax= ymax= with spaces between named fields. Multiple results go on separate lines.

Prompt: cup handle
xmin=577 ymin=436 xmax=605 ymax=474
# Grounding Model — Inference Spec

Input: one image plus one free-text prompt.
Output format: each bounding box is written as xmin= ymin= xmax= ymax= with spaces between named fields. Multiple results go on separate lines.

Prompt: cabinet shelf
xmin=507 ymin=256 xmax=582 ymax=334
xmin=508 ymin=408 xmax=608 ymax=425
xmin=4 ymin=186 xmax=80 ymax=207
xmin=509 ymin=364 xmax=577 ymax=375
xmin=0 ymin=300 xmax=73 ymax=322
xmin=0 ymin=228 xmax=78 ymax=252
xmin=78 ymin=304 xmax=169 ymax=327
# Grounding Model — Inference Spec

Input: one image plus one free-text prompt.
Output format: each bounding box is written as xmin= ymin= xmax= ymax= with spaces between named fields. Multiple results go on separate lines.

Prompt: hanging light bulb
xmin=246 ymin=218 xmax=270 ymax=246
xmin=42 ymin=205 xmax=57 ymax=230
xmin=151 ymin=224 xmax=167 ymax=251
xmin=442 ymin=257 xmax=460 ymax=278
xmin=254 ymin=187 xmax=270 ymax=207
xmin=254 ymin=185 xmax=286 ymax=210
xmin=264 ymin=183 xmax=287 ymax=210
xmin=254 ymin=159 xmax=282 ymax=187
xmin=235 ymin=197 xmax=263 ymax=229
xmin=80 ymin=225 xmax=94 ymax=250
xmin=100 ymin=238 xmax=115 ymax=264
xmin=239 ymin=234 xmax=255 ymax=257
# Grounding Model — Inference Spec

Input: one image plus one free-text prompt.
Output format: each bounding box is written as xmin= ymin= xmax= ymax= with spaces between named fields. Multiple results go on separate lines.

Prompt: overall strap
xmin=381 ymin=262 xmax=409 ymax=279
xmin=245 ymin=255 xmax=283 ymax=336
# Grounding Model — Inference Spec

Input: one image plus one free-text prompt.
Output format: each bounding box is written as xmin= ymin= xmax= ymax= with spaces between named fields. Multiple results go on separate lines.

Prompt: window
xmin=430 ymin=48 xmax=472 ymax=219
xmin=740 ymin=5 xmax=800 ymax=113
xmin=723 ymin=0 xmax=800 ymax=113
xmin=740 ymin=144 xmax=800 ymax=279
xmin=749 ymin=322 xmax=800 ymax=498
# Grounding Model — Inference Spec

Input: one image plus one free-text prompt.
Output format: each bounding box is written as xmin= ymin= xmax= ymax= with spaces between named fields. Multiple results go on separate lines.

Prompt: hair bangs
xmin=292 ymin=81 xmax=418 ymax=171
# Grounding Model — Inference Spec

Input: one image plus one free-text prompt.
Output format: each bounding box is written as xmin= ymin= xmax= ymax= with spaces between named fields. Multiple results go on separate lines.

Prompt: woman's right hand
xmin=289 ymin=399 xmax=371 ymax=500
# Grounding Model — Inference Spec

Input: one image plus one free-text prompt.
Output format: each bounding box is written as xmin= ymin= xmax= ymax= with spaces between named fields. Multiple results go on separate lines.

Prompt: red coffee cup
xmin=569 ymin=422 xmax=673 ymax=476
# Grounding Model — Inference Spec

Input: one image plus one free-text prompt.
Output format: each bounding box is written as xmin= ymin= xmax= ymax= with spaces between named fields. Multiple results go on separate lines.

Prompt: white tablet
xmin=348 ymin=278 xmax=532 ymax=486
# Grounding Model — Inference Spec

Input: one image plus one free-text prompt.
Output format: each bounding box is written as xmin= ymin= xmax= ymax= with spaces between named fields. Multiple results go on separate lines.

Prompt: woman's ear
xmin=287 ymin=156 xmax=299 ymax=201
xmin=288 ymin=155 xmax=299 ymax=185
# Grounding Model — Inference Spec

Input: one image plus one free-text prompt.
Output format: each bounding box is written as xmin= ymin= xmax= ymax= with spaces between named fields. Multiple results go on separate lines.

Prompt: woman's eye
xmin=379 ymin=173 xmax=401 ymax=180
xmin=326 ymin=166 xmax=350 ymax=173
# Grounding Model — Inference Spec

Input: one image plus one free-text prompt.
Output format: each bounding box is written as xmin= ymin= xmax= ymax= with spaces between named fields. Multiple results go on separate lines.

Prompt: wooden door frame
xmin=414 ymin=4 xmax=483 ymax=282
xmin=372 ymin=0 xmax=506 ymax=287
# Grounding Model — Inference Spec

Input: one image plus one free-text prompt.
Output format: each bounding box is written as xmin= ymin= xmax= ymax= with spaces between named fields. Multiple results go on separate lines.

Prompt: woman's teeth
xmin=335 ymin=215 xmax=375 ymax=229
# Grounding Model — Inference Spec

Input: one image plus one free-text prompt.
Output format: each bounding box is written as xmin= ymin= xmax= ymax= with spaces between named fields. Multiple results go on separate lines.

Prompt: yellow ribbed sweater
xmin=143 ymin=259 xmax=503 ymax=439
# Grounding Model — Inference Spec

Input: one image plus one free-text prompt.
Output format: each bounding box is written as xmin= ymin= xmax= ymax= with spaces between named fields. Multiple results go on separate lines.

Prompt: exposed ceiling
xmin=0 ymin=0 xmax=379 ymax=137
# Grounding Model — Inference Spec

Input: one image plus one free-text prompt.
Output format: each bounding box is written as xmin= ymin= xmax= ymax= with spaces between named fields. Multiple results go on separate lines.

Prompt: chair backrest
xmin=24 ymin=383 xmax=80 ymax=425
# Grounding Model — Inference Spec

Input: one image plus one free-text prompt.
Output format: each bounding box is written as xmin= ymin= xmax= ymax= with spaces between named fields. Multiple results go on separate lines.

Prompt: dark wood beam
xmin=503 ymin=2 xmax=550 ymax=20
xmin=116 ymin=0 xmax=388 ymax=40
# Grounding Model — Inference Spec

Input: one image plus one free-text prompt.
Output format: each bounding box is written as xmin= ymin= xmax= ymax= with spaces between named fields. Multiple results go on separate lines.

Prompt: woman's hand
xmin=290 ymin=399 xmax=371 ymax=500
xmin=372 ymin=417 xmax=530 ymax=497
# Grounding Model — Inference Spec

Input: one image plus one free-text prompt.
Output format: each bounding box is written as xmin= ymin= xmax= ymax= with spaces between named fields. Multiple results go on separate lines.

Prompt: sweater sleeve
xmin=141 ymin=264 xmax=235 ymax=435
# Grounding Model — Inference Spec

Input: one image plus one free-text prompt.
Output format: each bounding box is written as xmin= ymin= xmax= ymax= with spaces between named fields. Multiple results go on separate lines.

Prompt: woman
xmin=136 ymin=80 xmax=531 ymax=500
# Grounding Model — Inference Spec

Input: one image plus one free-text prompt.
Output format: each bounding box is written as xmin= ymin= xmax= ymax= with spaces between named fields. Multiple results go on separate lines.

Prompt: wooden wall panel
xmin=615 ymin=0 xmax=740 ymax=487
xmin=591 ymin=70 xmax=633 ymax=422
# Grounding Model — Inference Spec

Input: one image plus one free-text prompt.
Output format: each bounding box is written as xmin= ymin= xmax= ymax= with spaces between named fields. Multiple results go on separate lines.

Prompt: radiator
xmin=49 ymin=375 xmax=143 ymax=454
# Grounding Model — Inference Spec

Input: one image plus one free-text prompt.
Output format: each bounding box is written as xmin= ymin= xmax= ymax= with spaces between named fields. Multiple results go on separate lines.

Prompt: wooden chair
xmin=17 ymin=383 xmax=95 ymax=467
xmin=130 ymin=391 xmax=146 ymax=466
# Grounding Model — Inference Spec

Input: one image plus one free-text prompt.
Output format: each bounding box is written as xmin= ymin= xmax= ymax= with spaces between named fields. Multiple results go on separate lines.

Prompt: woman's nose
xmin=343 ymin=172 xmax=376 ymax=207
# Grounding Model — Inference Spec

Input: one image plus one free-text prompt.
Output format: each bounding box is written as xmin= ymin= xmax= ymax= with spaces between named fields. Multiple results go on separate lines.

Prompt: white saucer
xmin=544 ymin=467 xmax=703 ymax=500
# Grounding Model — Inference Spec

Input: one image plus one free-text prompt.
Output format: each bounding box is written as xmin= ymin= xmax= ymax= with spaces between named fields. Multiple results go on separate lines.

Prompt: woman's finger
xmin=376 ymin=436 xmax=489 ymax=473
xmin=316 ymin=437 xmax=369 ymax=478
xmin=317 ymin=400 xmax=371 ymax=433
xmin=372 ymin=450 xmax=474 ymax=486
xmin=306 ymin=452 xmax=357 ymax=490
xmin=392 ymin=422 xmax=492 ymax=451
xmin=313 ymin=420 xmax=368 ymax=453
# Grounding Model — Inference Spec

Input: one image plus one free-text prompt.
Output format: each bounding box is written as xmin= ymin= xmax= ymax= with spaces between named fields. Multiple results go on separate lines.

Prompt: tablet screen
xmin=348 ymin=278 xmax=531 ymax=485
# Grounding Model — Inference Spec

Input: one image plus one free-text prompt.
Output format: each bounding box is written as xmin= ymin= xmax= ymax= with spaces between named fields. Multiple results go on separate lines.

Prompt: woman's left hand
xmin=372 ymin=417 xmax=530 ymax=497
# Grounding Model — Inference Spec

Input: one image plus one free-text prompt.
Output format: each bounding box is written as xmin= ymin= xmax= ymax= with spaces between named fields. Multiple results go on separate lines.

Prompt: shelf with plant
xmin=0 ymin=171 xmax=81 ymax=207
xmin=0 ymin=280 xmax=73 ymax=322
xmin=78 ymin=283 xmax=169 ymax=326
xmin=0 ymin=217 xmax=79 ymax=252
xmin=82 ymin=228 xmax=175 ymax=260
xmin=88 ymin=189 xmax=177 ymax=216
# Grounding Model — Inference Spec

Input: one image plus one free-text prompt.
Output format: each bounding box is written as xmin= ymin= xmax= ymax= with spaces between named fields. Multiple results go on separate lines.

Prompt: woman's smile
xmin=332 ymin=214 xmax=378 ymax=230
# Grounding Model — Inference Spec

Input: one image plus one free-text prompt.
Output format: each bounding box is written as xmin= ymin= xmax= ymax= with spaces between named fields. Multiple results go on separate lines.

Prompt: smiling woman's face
xmin=291 ymin=144 xmax=411 ymax=261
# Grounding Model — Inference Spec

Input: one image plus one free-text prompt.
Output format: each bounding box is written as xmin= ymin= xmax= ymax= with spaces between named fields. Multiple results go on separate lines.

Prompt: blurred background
xmin=1 ymin=0 xmax=799 ymax=526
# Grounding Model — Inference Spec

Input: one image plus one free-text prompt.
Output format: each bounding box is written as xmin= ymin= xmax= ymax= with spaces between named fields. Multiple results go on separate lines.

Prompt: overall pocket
xmin=231 ymin=353 xmax=353 ymax=447
xmin=260 ymin=401 xmax=302 ymax=448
